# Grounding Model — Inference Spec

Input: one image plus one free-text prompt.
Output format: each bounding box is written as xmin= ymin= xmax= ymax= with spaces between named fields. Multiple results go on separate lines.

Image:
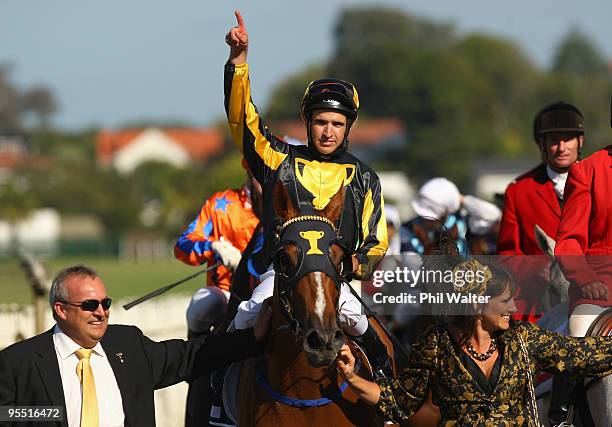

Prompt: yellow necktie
xmin=75 ymin=348 xmax=99 ymax=427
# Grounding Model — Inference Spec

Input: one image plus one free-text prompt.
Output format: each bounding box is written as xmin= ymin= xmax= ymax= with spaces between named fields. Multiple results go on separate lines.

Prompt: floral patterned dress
xmin=376 ymin=321 xmax=612 ymax=426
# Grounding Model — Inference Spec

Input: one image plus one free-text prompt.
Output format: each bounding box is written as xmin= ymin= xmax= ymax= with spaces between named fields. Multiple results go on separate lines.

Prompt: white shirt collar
xmin=53 ymin=325 xmax=106 ymax=360
xmin=546 ymin=165 xmax=568 ymax=200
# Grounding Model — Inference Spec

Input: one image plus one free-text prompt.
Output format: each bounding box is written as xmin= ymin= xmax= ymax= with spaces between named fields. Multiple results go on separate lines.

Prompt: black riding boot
xmin=352 ymin=323 xmax=392 ymax=378
xmin=548 ymin=373 xmax=578 ymax=426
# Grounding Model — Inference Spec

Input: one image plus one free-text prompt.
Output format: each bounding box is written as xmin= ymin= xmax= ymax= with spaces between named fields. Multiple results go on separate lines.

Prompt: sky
xmin=2 ymin=0 xmax=612 ymax=130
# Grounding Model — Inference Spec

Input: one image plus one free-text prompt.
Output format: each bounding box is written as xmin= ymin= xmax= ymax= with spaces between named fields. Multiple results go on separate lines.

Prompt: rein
xmin=255 ymin=358 xmax=362 ymax=407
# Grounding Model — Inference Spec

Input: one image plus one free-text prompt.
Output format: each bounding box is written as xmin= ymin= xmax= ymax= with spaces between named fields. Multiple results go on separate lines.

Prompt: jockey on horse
xmin=224 ymin=10 xmax=390 ymax=375
xmin=174 ymin=163 xmax=262 ymax=426
xmin=175 ymin=161 xmax=262 ymax=337
xmin=400 ymin=177 xmax=501 ymax=257
xmin=497 ymin=101 xmax=596 ymax=425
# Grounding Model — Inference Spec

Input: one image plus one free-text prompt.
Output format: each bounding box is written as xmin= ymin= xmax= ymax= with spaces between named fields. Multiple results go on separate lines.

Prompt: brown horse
xmin=234 ymin=182 xmax=384 ymax=426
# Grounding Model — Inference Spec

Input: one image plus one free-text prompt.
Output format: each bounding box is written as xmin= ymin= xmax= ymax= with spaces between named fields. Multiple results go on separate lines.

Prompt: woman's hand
xmin=336 ymin=344 xmax=356 ymax=379
xmin=336 ymin=344 xmax=381 ymax=405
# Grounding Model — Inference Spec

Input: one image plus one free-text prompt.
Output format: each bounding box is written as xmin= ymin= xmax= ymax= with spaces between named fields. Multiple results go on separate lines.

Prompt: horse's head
xmin=272 ymin=182 xmax=351 ymax=367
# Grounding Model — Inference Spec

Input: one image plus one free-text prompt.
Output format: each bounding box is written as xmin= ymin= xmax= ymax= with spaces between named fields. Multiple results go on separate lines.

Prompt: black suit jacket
xmin=0 ymin=324 xmax=260 ymax=426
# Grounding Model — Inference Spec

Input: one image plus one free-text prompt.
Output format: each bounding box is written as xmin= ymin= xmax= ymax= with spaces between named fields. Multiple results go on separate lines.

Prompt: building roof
xmin=0 ymin=151 xmax=51 ymax=170
xmin=96 ymin=127 xmax=225 ymax=166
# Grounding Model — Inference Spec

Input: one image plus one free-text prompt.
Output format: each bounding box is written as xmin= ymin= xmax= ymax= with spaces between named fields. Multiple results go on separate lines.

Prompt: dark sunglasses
xmin=60 ymin=297 xmax=112 ymax=312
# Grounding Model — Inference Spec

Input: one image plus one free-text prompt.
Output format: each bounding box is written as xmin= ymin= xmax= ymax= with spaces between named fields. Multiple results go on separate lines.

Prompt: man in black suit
xmin=0 ymin=264 xmax=271 ymax=427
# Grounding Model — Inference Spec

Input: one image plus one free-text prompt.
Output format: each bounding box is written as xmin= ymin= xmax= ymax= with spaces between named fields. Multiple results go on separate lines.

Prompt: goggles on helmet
xmin=301 ymin=79 xmax=359 ymax=123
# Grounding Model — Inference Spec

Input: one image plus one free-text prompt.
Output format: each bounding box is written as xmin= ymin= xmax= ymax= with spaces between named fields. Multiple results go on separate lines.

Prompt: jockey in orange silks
xmin=174 ymin=161 xmax=262 ymax=335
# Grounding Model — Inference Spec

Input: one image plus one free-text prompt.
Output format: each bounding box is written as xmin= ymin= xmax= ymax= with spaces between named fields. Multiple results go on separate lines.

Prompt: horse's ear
xmin=534 ymin=224 xmax=556 ymax=256
xmin=320 ymin=185 xmax=345 ymax=225
xmin=272 ymin=180 xmax=299 ymax=221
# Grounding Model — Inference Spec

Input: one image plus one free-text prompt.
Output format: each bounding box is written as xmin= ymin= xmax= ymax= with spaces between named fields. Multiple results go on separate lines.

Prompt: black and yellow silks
xmin=224 ymin=63 xmax=387 ymax=279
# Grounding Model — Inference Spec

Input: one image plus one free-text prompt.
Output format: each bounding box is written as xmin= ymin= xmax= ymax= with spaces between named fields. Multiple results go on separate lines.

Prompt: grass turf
xmin=0 ymin=256 xmax=207 ymax=306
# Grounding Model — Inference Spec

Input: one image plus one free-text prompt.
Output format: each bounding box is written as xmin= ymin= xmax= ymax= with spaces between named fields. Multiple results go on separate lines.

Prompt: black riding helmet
xmin=300 ymin=78 xmax=359 ymax=155
xmin=533 ymin=101 xmax=585 ymax=142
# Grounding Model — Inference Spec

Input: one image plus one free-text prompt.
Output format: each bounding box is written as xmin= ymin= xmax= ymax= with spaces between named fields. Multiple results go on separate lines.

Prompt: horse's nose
xmin=304 ymin=328 xmax=344 ymax=352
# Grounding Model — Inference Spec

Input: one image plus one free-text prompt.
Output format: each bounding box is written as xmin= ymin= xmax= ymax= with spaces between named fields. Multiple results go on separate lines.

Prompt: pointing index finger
xmin=235 ymin=10 xmax=245 ymax=30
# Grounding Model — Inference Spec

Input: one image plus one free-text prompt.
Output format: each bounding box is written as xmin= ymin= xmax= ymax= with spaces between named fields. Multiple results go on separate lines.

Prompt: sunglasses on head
xmin=60 ymin=297 xmax=112 ymax=312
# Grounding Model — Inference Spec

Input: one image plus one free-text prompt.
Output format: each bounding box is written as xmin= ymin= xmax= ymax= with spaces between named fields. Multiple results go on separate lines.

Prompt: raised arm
xmin=226 ymin=10 xmax=248 ymax=65
xmin=223 ymin=11 xmax=290 ymax=184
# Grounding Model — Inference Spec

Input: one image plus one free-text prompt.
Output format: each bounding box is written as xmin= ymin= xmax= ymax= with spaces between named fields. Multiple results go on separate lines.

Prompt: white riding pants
xmin=568 ymin=303 xmax=608 ymax=337
xmin=568 ymin=303 xmax=612 ymax=427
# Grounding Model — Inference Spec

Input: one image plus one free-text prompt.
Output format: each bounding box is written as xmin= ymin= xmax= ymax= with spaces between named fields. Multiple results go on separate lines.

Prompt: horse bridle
xmin=273 ymin=215 xmax=352 ymax=338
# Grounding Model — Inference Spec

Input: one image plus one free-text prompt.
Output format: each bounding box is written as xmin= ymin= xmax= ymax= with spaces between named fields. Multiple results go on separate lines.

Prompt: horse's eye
xmin=277 ymin=251 xmax=296 ymax=278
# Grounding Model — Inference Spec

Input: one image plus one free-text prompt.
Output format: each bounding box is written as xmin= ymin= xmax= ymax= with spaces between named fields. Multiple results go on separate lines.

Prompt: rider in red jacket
xmin=497 ymin=102 xmax=585 ymax=322
xmin=556 ymin=145 xmax=612 ymax=319
xmin=497 ymin=102 xmax=588 ymax=426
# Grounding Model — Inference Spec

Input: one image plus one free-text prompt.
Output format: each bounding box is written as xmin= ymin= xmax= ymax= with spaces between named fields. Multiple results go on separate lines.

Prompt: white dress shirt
xmin=53 ymin=325 xmax=125 ymax=427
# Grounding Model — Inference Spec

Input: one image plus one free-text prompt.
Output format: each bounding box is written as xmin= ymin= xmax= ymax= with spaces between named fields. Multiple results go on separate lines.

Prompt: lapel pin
xmin=116 ymin=352 xmax=125 ymax=364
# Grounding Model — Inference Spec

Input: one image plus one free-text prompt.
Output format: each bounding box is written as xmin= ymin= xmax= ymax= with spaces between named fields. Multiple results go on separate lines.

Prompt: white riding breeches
xmin=568 ymin=303 xmax=608 ymax=337
xmin=568 ymin=303 xmax=612 ymax=427
xmin=186 ymin=286 xmax=230 ymax=335
xmin=234 ymin=267 xmax=368 ymax=336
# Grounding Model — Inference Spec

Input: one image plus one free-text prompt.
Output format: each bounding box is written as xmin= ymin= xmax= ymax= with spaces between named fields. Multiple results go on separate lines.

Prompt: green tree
xmin=129 ymin=152 xmax=247 ymax=238
xmin=29 ymin=156 xmax=140 ymax=236
xmin=552 ymin=28 xmax=609 ymax=79
xmin=265 ymin=64 xmax=326 ymax=121
xmin=0 ymin=63 xmax=57 ymax=132
xmin=547 ymin=28 xmax=612 ymax=153
xmin=261 ymin=6 xmax=612 ymax=186
xmin=325 ymin=7 xmax=542 ymax=184
xmin=0 ymin=176 xmax=39 ymax=250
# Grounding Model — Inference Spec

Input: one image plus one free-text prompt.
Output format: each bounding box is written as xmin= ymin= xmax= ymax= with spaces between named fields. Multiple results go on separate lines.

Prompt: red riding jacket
xmin=555 ymin=146 xmax=612 ymax=312
xmin=497 ymin=164 xmax=562 ymax=321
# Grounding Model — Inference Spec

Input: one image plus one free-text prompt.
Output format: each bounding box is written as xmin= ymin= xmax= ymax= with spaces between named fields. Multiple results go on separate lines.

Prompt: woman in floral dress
xmin=336 ymin=259 xmax=612 ymax=426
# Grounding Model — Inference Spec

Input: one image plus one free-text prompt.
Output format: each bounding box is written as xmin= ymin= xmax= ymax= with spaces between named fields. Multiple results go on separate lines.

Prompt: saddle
xmin=584 ymin=308 xmax=612 ymax=392
xmin=222 ymin=360 xmax=243 ymax=425
xmin=585 ymin=307 xmax=612 ymax=337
